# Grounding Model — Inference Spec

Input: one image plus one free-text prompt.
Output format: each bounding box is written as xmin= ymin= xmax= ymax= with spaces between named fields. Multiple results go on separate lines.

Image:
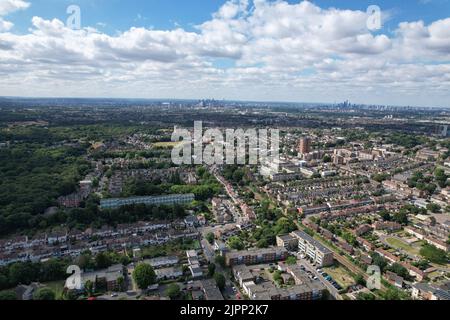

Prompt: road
xmin=297 ymin=256 xmax=342 ymax=300
xmin=97 ymin=291 xmax=139 ymax=300
xmin=201 ymin=238 xmax=238 ymax=300
xmin=211 ymin=168 xmax=251 ymax=224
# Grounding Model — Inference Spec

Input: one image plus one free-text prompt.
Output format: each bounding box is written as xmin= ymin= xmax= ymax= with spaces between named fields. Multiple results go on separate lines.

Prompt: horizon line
xmin=0 ymin=95 xmax=449 ymax=110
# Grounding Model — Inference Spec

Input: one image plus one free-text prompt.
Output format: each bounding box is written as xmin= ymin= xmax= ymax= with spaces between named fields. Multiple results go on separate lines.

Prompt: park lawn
xmin=385 ymin=237 xmax=421 ymax=256
xmin=323 ymin=265 xmax=355 ymax=289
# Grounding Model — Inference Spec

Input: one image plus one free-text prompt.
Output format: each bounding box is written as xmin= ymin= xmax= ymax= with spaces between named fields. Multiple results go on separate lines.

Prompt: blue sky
xmin=7 ymin=0 xmax=450 ymax=35
xmin=1 ymin=0 xmax=450 ymax=107
xmin=8 ymin=0 xmax=225 ymax=33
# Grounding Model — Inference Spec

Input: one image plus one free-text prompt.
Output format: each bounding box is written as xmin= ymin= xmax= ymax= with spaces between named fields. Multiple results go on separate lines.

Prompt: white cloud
xmin=0 ymin=0 xmax=449 ymax=107
xmin=0 ymin=0 xmax=30 ymax=16
xmin=0 ymin=17 xmax=13 ymax=31
xmin=0 ymin=0 xmax=30 ymax=31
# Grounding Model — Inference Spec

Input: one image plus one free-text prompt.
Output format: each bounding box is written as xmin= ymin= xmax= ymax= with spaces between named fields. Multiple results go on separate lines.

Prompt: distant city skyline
xmin=1 ymin=0 xmax=450 ymax=107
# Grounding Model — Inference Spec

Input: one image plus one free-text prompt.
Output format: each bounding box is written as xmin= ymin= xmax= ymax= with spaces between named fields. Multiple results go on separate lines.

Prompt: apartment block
xmin=225 ymin=247 xmax=288 ymax=267
xmin=290 ymin=230 xmax=334 ymax=267
xmin=100 ymin=193 xmax=195 ymax=209
xmin=276 ymin=234 xmax=299 ymax=251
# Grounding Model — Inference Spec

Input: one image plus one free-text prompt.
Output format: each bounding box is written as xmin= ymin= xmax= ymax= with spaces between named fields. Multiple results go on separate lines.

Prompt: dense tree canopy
xmin=420 ymin=244 xmax=448 ymax=264
xmin=0 ymin=142 xmax=90 ymax=235
xmin=132 ymin=263 xmax=156 ymax=289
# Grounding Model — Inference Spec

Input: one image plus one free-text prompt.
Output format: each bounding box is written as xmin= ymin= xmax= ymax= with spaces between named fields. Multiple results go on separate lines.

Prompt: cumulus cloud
xmin=0 ymin=0 xmax=30 ymax=31
xmin=0 ymin=18 xmax=13 ymax=31
xmin=0 ymin=0 xmax=449 ymax=107
xmin=0 ymin=0 xmax=30 ymax=16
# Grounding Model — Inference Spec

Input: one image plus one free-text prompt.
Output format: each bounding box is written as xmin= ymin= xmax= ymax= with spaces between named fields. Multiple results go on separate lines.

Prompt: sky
xmin=0 ymin=0 xmax=450 ymax=107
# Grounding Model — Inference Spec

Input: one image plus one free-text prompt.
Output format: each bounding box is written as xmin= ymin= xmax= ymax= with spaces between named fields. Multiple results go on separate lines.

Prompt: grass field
xmin=385 ymin=237 xmax=421 ymax=256
xmin=323 ymin=266 xmax=355 ymax=289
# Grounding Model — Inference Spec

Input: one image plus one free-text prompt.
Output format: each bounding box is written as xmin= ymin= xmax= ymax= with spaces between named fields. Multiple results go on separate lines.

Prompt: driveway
xmin=298 ymin=257 xmax=342 ymax=300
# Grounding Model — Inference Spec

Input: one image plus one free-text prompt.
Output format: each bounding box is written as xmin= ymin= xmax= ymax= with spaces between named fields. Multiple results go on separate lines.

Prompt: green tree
xmin=85 ymin=280 xmax=94 ymax=297
xmin=434 ymin=168 xmax=448 ymax=188
xmin=354 ymin=274 xmax=366 ymax=286
xmin=207 ymin=263 xmax=216 ymax=277
xmin=0 ymin=291 xmax=17 ymax=300
xmin=95 ymin=252 xmax=112 ymax=269
xmin=214 ymin=273 xmax=226 ymax=290
xmin=116 ymin=276 xmax=125 ymax=292
xmin=132 ymin=263 xmax=156 ymax=289
xmin=382 ymin=287 xmax=410 ymax=300
xmin=0 ymin=274 xmax=9 ymax=291
xmin=412 ymin=259 xmax=430 ymax=270
xmin=371 ymin=253 xmax=388 ymax=272
xmin=378 ymin=210 xmax=391 ymax=221
xmin=40 ymin=259 xmax=66 ymax=282
xmin=286 ymin=256 xmax=297 ymax=265
xmin=33 ymin=288 xmax=56 ymax=300
xmin=206 ymin=232 xmax=215 ymax=245
xmin=372 ymin=173 xmax=389 ymax=183
xmin=356 ymin=292 xmax=375 ymax=300
xmin=8 ymin=261 xmax=39 ymax=285
xmin=342 ymin=231 xmax=357 ymax=246
xmin=165 ymin=283 xmax=181 ymax=300
xmin=62 ymin=289 xmax=79 ymax=301
xmin=273 ymin=217 xmax=296 ymax=235
xmin=273 ymin=270 xmax=282 ymax=282
xmin=426 ymin=203 xmax=441 ymax=213
xmin=388 ymin=263 xmax=409 ymax=278
xmin=322 ymin=154 xmax=332 ymax=163
xmin=228 ymin=236 xmax=244 ymax=250
xmin=256 ymin=238 xmax=269 ymax=248
xmin=215 ymin=255 xmax=226 ymax=268
xmin=392 ymin=210 xmax=408 ymax=225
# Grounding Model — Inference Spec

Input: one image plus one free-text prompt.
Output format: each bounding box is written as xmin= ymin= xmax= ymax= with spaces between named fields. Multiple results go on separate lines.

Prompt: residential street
xmin=297 ymin=256 xmax=342 ymax=300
